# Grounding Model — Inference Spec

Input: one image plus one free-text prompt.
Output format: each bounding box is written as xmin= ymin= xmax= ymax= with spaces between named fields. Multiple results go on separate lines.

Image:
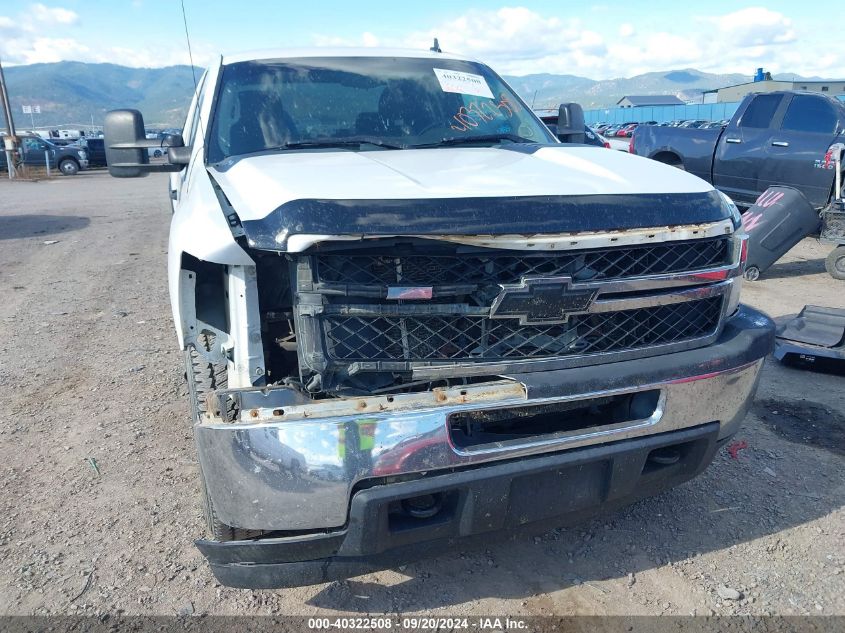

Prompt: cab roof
xmin=222 ymin=47 xmax=479 ymax=65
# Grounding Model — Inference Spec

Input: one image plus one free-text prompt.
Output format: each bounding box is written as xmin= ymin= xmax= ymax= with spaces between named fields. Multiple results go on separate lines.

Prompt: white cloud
xmin=311 ymin=5 xmax=841 ymax=79
xmin=0 ymin=3 xmax=215 ymax=67
xmin=19 ymin=37 xmax=91 ymax=63
xmin=115 ymin=40 xmax=218 ymax=68
xmin=1 ymin=4 xmax=83 ymax=64
xmin=405 ymin=7 xmax=608 ymax=69
xmin=0 ymin=3 xmax=840 ymax=81
xmin=361 ymin=32 xmax=380 ymax=47
xmin=618 ymin=23 xmax=635 ymax=38
xmin=701 ymin=7 xmax=795 ymax=47
xmin=31 ymin=3 xmax=78 ymax=25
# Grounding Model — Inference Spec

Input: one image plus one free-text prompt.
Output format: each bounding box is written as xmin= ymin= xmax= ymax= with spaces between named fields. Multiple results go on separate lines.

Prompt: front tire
xmin=825 ymin=246 xmax=845 ymax=280
xmin=58 ymin=159 xmax=79 ymax=176
xmin=185 ymin=333 xmax=262 ymax=541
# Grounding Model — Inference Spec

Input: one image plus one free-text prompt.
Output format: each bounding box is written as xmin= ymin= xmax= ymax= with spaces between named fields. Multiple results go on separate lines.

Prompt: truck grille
xmin=316 ymin=237 xmax=729 ymax=286
xmin=324 ymin=298 xmax=723 ymax=361
xmin=291 ymin=237 xmax=732 ymax=389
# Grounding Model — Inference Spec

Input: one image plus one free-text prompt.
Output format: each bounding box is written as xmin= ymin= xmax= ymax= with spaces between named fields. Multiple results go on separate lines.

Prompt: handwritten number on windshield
xmin=450 ymin=95 xmax=516 ymax=132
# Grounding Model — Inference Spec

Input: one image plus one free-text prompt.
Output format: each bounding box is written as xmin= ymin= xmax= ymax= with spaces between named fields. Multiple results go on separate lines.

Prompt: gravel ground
xmin=0 ymin=171 xmax=843 ymax=617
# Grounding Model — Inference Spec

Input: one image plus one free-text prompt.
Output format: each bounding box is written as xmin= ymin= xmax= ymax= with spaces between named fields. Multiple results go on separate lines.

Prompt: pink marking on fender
xmin=754 ymin=190 xmax=784 ymax=208
xmin=742 ymin=212 xmax=764 ymax=232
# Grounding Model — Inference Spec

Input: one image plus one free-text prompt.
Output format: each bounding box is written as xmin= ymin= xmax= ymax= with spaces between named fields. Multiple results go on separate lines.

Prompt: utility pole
xmin=0 ymin=56 xmax=18 ymax=179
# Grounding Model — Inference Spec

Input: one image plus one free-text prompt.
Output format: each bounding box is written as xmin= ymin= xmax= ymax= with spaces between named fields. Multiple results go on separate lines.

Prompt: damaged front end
xmin=188 ymin=198 xmax=776 ymax=586
xmin=193 ymin=189 xmax=751 ymax=421
xmin=192 ymin=190 xmax=755 ymax=492
xmin=213 ymin=189 xmax=740 ymax=400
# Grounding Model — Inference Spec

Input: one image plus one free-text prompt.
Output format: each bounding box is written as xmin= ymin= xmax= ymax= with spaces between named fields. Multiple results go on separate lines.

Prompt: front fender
xmin=168 ymin=166 xmax=253 ymax=349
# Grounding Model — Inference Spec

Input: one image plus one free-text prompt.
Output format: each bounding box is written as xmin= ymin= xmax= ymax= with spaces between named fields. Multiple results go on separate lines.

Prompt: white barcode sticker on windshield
xmin=433 ymin=68 xmax=494 ymax=99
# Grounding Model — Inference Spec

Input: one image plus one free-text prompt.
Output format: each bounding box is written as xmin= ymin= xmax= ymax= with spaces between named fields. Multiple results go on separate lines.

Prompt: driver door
xmin=713 ymin=94 xmax=785 ymax=206
xmin=22 ymin=137 xmax=50 ymax=166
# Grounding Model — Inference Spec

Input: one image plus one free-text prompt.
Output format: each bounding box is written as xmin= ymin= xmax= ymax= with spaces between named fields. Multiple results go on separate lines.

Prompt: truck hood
xmin=213 ymin=145 xmax=713 ymax=221
xmin=209 ymin=145 xmax=729 ymax=250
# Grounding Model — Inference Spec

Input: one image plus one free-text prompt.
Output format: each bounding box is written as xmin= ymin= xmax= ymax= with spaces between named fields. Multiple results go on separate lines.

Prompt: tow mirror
xmin=556 ymin=103 xmax=586 ymax=144
xmin=104 ymin=109 xmax=185 ymax=177
xmin=162 ymin=133 xmax=191 ymax=165
xmin=163 ymin=133 xmax=184 ymax=147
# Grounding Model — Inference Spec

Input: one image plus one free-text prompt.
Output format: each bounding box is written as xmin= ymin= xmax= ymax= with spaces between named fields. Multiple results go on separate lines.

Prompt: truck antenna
xmin=180 ymin=0 xmax=198 ymax=92
xmin=180 ymin=0 xmax=205 ymax=141
xmin=430 ymin=38 xmax=442 ymax=53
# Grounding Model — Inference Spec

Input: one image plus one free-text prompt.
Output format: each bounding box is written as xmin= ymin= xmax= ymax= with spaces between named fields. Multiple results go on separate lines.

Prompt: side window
xmin=738 ymin=95 xmax=782 ymax=129
xmin=781 ymin=95 xmax=838 ymax=134
xmin=23 ymin=138 xmax=46 ymax=152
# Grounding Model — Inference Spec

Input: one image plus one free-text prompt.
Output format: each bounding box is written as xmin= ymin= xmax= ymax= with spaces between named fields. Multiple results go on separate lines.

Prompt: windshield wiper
xmin=275 ymin=137 xmax=404 ymax=150
xmin=410 ymin=134 xmax=538 ymax=148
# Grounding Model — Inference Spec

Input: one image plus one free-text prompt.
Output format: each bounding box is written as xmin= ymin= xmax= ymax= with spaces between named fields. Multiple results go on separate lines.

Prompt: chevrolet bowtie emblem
xmin=490 ymin=276 xmax=598 ymax=325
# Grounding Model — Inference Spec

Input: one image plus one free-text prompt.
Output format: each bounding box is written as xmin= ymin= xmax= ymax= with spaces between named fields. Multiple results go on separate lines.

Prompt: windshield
xmin=207 ymin=56 xmax=555 ymax=161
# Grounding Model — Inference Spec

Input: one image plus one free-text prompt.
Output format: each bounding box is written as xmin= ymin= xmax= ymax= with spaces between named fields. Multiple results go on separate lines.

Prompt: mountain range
xmin=509 ymin=69 xmax=752 ymax=110
xmin=1 ymin=61 xmax=199 ymax=129
xmin=0 ymin=61 xmax=815 ymax=129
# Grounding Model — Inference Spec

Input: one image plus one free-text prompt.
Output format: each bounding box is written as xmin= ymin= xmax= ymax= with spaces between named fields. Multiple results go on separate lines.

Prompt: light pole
xmin=0 ymin=56 xmax=18 ymax=179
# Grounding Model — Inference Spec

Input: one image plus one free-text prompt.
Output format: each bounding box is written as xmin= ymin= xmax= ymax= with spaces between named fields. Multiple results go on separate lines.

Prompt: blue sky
xmin=0 ymin=1 xmax=841 ymax=79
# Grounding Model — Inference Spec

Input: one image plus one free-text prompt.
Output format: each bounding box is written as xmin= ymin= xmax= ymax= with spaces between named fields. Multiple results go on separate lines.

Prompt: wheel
xmin=744 ymin=266 xmax=760 ymax=281
xmin=825 ymin=246 xmax=845 ymax=280
xmin=58 ymin=159 xmax=79 ymax=176
xmin=153 ymin=149 xmax=163 ymax=158
xmin=185 ymin=333 xmax=262 ymax=541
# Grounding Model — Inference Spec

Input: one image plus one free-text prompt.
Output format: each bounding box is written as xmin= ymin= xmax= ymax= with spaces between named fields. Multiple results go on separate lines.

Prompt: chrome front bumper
xmin=195 ymin=305 xmax=774 ymax=532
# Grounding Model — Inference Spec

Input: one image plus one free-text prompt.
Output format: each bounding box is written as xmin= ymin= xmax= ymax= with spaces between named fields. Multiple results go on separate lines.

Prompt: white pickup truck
xmin=104 ymin=47 xmax=774 ymax=588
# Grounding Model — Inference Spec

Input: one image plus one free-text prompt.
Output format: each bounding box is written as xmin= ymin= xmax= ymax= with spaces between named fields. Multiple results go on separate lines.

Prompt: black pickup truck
xmin=634 ymin=91 xmax=845 ymax=208
xmin=0 ymin=134 xmax=89 ymax=175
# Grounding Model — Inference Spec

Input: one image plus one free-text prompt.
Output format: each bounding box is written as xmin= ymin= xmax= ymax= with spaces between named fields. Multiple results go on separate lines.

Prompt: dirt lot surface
xmin=0 ymin=172 xmax=843 ymax=617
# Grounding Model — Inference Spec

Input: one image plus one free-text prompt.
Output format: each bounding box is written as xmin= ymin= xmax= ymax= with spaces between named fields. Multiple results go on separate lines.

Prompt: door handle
xmin=725 ymin=138 xmax=742 ymax=144
xmin=771 ymin=141 xmax=789 ymax=147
